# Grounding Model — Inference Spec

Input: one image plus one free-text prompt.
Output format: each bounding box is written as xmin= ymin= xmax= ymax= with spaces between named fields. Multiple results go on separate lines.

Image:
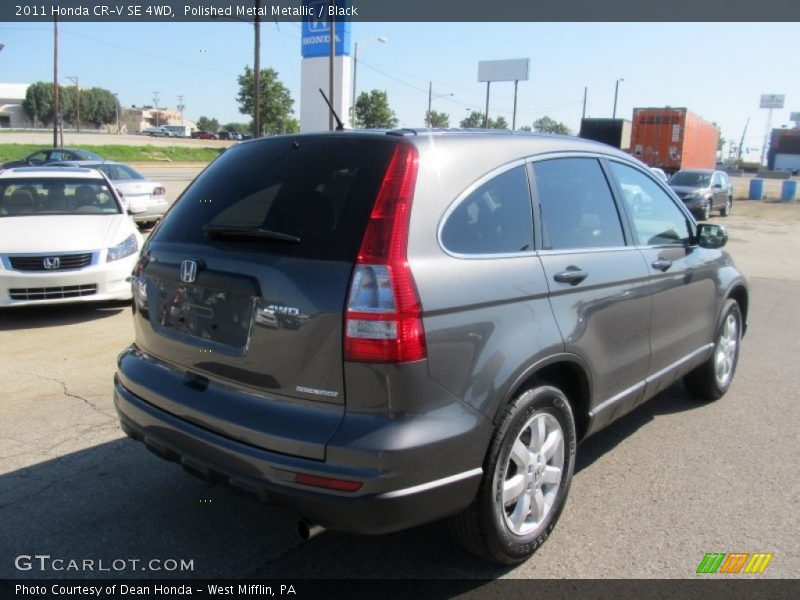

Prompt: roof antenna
xmin=318 ymin=88 xmax=344 ymax=131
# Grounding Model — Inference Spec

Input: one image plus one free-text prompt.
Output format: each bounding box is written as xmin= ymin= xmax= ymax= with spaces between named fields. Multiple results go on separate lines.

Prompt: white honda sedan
xmin=0 ymin=167 xmax=142 ymax=306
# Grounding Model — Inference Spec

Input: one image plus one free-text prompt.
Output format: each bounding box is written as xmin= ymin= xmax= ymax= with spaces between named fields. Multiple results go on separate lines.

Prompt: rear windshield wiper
xmin=203 ymin=224 xmax=301 ymax=243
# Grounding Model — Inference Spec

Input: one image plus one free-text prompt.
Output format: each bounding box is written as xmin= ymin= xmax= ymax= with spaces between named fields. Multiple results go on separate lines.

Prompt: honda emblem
xmin=180 ymin=259 xmax=198 ymax=284
xmin=43 ymin=256 xmax=61 ymax=270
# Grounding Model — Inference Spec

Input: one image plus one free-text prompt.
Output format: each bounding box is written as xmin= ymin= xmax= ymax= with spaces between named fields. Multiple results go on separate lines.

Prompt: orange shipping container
xmin=630 ymin=107 xmax=719 ymax=173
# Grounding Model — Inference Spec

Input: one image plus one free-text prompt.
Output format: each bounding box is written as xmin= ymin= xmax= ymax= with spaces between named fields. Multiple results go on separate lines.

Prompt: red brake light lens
xmin=344 ymin=144 xmax=426 ymax=363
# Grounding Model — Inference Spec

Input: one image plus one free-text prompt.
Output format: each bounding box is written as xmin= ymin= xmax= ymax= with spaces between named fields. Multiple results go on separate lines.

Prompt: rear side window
xmin=531 ymin=158 xmax=625 ymax=250
xmin=609 ymin=161 xmax=692 ymax=246
xmin=151 ymin=137 xmax=398 ymax=261
xmin=441 ymin=165 xmax=534 ymax=255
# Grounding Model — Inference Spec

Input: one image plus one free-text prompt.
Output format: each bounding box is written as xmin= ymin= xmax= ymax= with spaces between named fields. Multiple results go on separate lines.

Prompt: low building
xmin=121 ymin=106 xmax=195 ymax=134
xmin=767 ymin=128 xmax=800 ymax=172
xmin=0 ymin=83 xmax=34 ymax=128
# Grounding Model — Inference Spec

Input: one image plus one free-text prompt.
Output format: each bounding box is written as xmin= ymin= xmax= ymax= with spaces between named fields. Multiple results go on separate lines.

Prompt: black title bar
xmin=3 ymin=0 xmax=800 ymax=22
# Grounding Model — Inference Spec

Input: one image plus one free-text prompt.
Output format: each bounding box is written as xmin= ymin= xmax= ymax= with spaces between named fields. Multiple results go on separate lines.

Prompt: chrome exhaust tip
xmin=296 ymin=519 xmax=326 ymax=541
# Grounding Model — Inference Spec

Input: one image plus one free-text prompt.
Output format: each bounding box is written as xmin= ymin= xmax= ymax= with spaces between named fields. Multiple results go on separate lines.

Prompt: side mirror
xmin=697 ymin=223 xmax=728 ymax=249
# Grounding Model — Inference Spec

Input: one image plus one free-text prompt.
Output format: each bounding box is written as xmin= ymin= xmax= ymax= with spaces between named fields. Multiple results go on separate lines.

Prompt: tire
xmin=684 ymin=299 xmax=742 ymax=401
xmin=448 ymin=385 xmax=577 ymax=564
xmin=701 ymin=200 xmax=711 ymax=221
xmin=136 ymin=221 xmax=153 ymax=230
xmin=720 ymin=197 xmax=732 ymax=217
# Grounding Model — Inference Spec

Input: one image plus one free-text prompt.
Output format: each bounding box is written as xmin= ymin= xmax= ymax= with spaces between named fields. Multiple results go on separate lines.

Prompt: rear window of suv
xmin=151 ymin=136 xmax=398 ymax=261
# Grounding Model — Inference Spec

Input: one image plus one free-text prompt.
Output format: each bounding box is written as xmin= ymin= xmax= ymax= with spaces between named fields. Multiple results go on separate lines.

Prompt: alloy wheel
xmin=501 ymin=413 xmax=565 ymax=536
xmin=714 ymin=313 xmax=738 ymax=388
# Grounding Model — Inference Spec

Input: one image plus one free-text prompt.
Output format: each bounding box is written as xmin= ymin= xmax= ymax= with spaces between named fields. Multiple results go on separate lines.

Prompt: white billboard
xmin=759 ymin=94 xmax=785 ymax=109
xmin=478 ymin=59 xmax=530 ymax=82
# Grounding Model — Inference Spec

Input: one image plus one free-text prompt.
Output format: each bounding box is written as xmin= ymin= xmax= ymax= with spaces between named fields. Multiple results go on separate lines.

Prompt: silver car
xmin=50 ymin=160 xmax=169 ymax=227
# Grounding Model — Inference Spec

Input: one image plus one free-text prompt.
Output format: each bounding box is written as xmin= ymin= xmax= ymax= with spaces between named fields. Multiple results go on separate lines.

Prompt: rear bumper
xmin=128 ymin=200 xmax=168 ymax=223
xmin=113 ymin=360 xmax=489 ymax=534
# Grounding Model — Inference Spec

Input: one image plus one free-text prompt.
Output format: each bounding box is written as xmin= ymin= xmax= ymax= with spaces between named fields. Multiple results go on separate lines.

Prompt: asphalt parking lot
xmin=0 ymin=173 xmax=798 ymax=580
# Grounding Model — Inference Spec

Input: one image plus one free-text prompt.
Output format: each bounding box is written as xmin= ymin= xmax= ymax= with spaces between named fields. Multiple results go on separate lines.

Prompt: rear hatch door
xmin=128 ymin=135 xmax=398 ymax=456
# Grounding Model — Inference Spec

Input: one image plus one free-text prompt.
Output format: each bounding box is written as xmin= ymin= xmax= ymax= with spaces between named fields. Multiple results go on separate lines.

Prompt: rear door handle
xmin=553 ymin=267 xmax=588 ymax=285
xmin=651 ymin=258 xmax=673 ymax=271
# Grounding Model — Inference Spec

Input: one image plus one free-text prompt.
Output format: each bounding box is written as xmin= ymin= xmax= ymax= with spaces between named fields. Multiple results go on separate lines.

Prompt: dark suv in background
xmin=669 ymin=169 xmax=733 ymax=220
xmin=115 ymin=131 xmax=747 ymax=564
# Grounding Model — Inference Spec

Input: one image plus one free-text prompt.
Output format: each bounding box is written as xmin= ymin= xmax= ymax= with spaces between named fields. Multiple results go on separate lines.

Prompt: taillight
xmin=344 ymin=143 xmax=426 ymax=363
xmin=153 ymin=186 xmax=166 ymax=196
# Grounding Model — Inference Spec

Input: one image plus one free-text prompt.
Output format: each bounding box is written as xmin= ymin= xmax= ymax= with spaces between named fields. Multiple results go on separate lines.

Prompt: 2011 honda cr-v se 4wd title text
xmin=114 ymin=130 xmax=747 ymax=564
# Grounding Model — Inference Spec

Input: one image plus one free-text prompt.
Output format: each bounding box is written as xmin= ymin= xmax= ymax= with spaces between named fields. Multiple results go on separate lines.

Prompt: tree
xmin=81 ymin=88 xmax=117 ymax=127
xmin=283 ymin=118 xmax=300 ymax=134
xmin=492 ymin=116 xmax=509 ymax=130
xmin=22 ymin=82 xmax=116 ymax=128
xmin=518 ymin=125 xmax=532 ymax=132
xmin=459 ymin=111 xmax=510 ymax=129
xmin=223 ymin=122 xmax=251 ymax=133
xmin=22 ymin=82 xmax=55 ymax=126
xmin=712 ymin=121 xmax=725 ymax=152
xmin=355 ymin=90 xmax=398 ymax=129
xmin=196 ymin=116 xmax=219 ymax=133
xmin=460 ymin=111 xmax=485 ymax=128
xmin=425 ymin=110 xmax=450 ymax=128
xmin=236 ymin=66 xmax=295 ymax=135
xmin=532 ymin=115 xmax=571 ymax=135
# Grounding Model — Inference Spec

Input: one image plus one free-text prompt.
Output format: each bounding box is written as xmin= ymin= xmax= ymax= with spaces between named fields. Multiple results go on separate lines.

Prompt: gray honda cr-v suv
xmin=115 ymin=130 xmax=747 ymax=564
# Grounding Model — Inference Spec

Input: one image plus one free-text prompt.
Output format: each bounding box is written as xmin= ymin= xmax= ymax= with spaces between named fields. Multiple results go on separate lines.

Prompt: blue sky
xmin=1 ymin=21 xmax=799 ymax=160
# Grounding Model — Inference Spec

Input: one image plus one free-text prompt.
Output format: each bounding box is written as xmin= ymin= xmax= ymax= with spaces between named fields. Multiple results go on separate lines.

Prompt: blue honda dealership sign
xmin=302 ymin=0 xmax=351 ymax=58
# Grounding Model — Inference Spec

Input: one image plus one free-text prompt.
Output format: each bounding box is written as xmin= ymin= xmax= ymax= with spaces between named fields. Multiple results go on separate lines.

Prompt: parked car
xmin=650 ymin=167 xmax=668 ymax=183
xmin=143 ymin=126 xmax=172 ymax=137
xmin=49 ymin=160 xmax=168 ymax=228
xmin=228 ymin=131 xmax=244 ymax=141
xmin=115 ymin=131 xmax=748 ymax=564
xmin=217 ymin=131 xmax=232 ymax=140
xmin=669 ymin=169 xmax=733 ymax=220
xmin=1 ymin=148 xmax=103 ymax=170
xmin=0 ymin=166 xmax=142 ymax=306
xmin=195 ymin=131 xmax=218 ymax=140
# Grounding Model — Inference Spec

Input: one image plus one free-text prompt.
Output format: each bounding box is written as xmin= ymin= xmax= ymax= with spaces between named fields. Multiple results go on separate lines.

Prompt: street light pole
xmin=612 ymin=78 xmax=624 ymax=119
xmin=350 ymin=37 xmax=387 ymax=128
xmin=427 ymin=82 xmax=453 ymax=128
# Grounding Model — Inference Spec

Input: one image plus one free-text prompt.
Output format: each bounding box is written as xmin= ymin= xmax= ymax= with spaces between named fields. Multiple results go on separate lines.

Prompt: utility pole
xmin=114 ymin=93 xmax=120 ymax=134
xmin=512 ymin=80 xmax=519 ymax=131
xmin=253 ymin=0 xmax=260 ymax=137
xmin=177 ymin=94 xmax=185 ymax=125
xmin=582 ymin=86 xmax=587 ymax=120
xmin=67 ymin=76 xmax=79 ymax=132
xmin=737 ymin=117 xmax=750 ymax=162
xmin=427 ymin=82 xmax=432 ymax=127
xmin=53 ymin=15 xmax=59 ymax=147
xmin=153 ymin=91 xmax=160 ymax=126
xmin=483 ymin=82 xmax=490 ymax=128
xmin=612 ymin=78 xmax=624 ymax=119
